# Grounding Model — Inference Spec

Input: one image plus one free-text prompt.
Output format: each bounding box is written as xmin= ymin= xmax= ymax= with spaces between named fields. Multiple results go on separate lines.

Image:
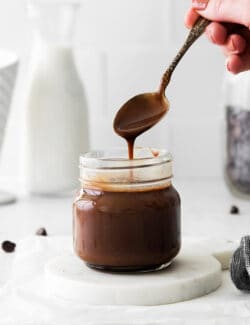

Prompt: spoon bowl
xmin=114 ymin=92 xmax=169 ymax=140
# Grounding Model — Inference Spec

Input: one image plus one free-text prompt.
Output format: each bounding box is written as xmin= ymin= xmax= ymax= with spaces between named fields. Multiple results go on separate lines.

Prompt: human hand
xmin=185 ymin=0 xmax=250 ymax=74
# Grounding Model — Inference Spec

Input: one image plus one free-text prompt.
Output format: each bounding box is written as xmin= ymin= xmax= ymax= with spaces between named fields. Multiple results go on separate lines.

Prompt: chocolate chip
xmin=36 ymin=227 xmax=47 ymax=236
xmin=1 ymin=240 xmax=16 ymax=253
xmin=230 ymin=205 xmax=240 ymax=214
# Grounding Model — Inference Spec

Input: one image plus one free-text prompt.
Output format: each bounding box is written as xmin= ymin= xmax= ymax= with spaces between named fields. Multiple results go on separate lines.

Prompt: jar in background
xmin=224 ymin=72 xmax=250 ymax=195
xmin=73 ymin=148 xmax=181 ymax=272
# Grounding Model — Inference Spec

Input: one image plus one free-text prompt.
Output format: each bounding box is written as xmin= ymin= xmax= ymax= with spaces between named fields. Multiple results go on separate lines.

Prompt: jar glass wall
xmin=73 ymin=148 xmax=181 ymax=272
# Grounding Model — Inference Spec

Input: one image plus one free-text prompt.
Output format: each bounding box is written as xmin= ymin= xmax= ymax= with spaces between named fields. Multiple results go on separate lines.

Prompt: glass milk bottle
xmin=224 ymin=71 xmax=250 ymax=195
xmin=25 ymin=0 xmax=89 ymax=195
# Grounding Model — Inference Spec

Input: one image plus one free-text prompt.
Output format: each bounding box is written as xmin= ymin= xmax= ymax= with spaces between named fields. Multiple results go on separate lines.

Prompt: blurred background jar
xmin=224 ymin=71 xmax=250 ymax=195
xmin=24 ymin=0 xmax=89 ymax=195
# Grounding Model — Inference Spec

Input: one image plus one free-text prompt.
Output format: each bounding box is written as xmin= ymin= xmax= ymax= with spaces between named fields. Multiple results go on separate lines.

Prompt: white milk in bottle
xmin=25 ymin=0 xmax=89 ymax=195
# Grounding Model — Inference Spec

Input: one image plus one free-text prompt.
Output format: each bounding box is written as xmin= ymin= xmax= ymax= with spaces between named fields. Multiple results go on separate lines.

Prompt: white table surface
xmin=1 ymin=179 xmax=250 ymax=324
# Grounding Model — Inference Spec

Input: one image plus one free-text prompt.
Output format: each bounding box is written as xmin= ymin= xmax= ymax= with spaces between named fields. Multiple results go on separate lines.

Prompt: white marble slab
xmin=45 ymin=252 xmax=222 ymax=306
xmin=0 ymin=235 xmax=245 ymax=324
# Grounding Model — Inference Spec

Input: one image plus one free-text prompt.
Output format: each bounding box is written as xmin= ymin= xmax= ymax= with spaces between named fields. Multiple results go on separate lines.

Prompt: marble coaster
xmin=184 ymin=237 xmax=239 ymax=270
xmin=45 ymin=252 xmax=222 ymax=306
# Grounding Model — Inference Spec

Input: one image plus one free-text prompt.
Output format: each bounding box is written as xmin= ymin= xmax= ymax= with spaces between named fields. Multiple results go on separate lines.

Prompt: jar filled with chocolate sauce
xmin=73 ymin=148 xmax=181 ymax=272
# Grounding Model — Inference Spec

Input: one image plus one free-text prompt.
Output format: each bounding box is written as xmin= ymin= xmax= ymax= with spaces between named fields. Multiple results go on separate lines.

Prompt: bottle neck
xmin=28 ymin=1 xmax=80 ymax=46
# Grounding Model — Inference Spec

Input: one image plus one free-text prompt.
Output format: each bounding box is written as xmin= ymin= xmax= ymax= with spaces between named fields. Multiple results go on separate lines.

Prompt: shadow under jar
xmin=73 ymin=148 xmax=181 ymax=272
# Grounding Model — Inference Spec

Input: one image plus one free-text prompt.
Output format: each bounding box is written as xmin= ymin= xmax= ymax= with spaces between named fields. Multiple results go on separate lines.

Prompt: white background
xmin=0 ymin=4 xmax=249 ymax=322
xmin=0 ymin=0 xmax=226 ymax=189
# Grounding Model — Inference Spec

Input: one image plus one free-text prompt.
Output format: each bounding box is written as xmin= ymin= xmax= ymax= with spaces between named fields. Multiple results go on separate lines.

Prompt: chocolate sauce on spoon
xmin=113 ymin=17 xmax=210 ymax=159
xmin=114 ymin=92 xmax=169 ymax=159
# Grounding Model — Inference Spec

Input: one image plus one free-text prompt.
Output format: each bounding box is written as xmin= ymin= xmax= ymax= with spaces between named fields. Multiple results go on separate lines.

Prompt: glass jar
xmin=25 ymin=0 xmax=89 ymax=195
xmin=224 ymin=71 xmax=250 ymax=195
xmin=73 ymin=148 xmax=181 ymax=272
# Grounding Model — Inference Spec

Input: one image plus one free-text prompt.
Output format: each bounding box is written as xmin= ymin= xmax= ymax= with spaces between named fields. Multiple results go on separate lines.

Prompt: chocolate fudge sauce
xmin=73 ymin=185 xmax=181 ymax=271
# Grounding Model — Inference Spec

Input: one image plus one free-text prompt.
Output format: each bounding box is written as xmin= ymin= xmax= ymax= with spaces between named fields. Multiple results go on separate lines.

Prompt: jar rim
xmin=80 ymin=147 xmax=172 ymax=170
xmin=79 ymin=148 xmax=172 ymax=191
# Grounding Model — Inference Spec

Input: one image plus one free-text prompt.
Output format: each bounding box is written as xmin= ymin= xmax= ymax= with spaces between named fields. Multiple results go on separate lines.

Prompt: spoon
xmin=114 ymin=17 xmax=210 ymax=159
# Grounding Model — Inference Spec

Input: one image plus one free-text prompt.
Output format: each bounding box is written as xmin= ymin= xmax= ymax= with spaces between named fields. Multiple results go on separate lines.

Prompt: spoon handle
xmin=159 ymin=17 xmax=210 ymax=94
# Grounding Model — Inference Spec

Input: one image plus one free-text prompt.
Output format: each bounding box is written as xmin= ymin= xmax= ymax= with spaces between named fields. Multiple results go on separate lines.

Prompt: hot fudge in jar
xmin=73 ymin=148 xmax=181 ymax=272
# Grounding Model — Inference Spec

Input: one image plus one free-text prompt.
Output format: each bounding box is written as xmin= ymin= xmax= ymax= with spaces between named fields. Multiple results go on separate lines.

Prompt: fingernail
xmin=207 ymin=28 xmax=215 ymax=43
xmin=192 ymin=0 xmax=209 ymax=10
xmin=226 ymin=59 xmax=232 ymax=72
xmin=228 ymin=39 xmax=237 ymax=53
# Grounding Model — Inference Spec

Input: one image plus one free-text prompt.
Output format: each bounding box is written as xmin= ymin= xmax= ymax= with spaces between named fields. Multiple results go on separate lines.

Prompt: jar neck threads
xmin=79 ymin=148 xmax=173 ymax=192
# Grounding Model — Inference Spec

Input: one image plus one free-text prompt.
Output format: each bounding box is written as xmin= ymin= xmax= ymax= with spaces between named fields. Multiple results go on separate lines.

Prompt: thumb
xmin=192 ymin=0 xmax=250 ymax=28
